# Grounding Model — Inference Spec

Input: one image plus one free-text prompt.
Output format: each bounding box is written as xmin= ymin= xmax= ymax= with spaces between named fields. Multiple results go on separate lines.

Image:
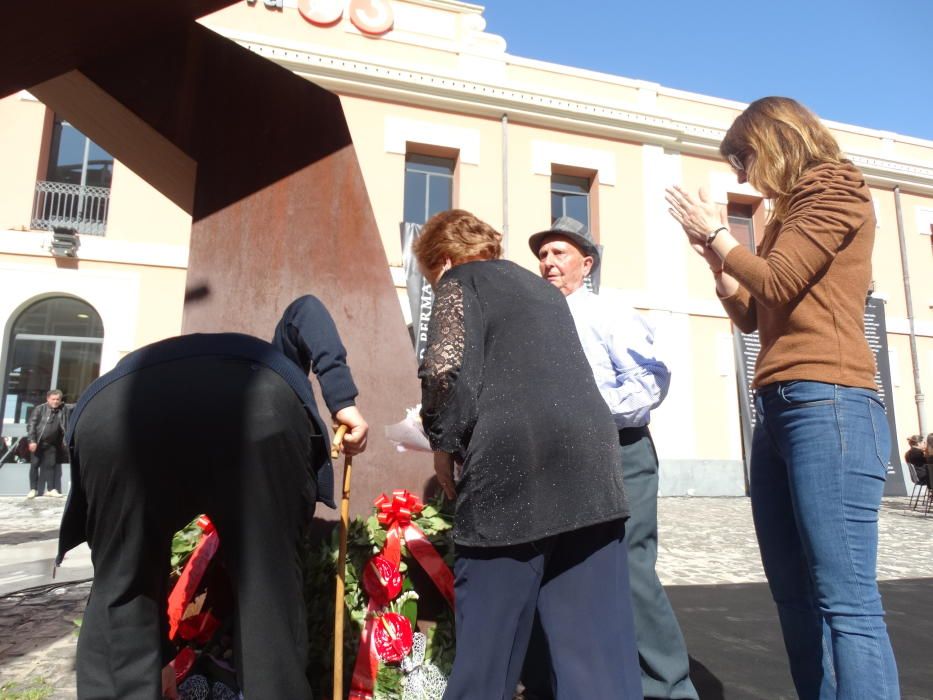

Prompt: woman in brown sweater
xmin=666 ymin=97 xmax=899 ymax=699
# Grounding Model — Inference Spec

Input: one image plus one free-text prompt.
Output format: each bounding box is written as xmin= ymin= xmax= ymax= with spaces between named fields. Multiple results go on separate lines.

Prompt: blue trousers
xmin=444 ymin=519 xmax=642 ymax=700
xmin=521 ymin=428 xmax=696 ymax=699
xmin=752 ymin=381 xmax=900 ymax=699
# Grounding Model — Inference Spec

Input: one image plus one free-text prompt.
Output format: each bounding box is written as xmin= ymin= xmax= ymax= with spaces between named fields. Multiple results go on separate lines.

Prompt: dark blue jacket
xmin=59 ymin=296 xmax=358 ymax=563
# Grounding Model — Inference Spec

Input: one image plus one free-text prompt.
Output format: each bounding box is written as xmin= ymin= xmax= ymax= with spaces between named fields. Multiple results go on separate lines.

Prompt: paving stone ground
xmin=656 ymin=495 xmax=933 ymax=585
xmin=1 ymin=495 xmax=931 ymax=697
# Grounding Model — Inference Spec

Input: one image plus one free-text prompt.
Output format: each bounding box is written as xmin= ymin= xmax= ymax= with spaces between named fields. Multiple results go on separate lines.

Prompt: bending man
xmin=57 ymin=294 xmax=367 ymax=700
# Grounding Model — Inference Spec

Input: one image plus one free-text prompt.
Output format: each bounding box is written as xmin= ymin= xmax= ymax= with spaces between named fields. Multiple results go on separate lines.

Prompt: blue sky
xmin=481 ymin=1 xmax=933 ymax=144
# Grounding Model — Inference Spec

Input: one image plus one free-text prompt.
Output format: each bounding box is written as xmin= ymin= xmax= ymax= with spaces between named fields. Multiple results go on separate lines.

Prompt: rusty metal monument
xmin=2 ymin=1 xmax=426 ymax=515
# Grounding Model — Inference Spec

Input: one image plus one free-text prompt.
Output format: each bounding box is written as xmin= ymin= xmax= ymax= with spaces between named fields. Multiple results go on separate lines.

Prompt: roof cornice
xmin=227 ymin=31 xmax=933 ymax=194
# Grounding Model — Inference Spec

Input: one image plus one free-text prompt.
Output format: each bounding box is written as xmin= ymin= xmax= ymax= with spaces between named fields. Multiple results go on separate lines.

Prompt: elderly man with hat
xmin=524 ymin=217 xmax=698 ymax=700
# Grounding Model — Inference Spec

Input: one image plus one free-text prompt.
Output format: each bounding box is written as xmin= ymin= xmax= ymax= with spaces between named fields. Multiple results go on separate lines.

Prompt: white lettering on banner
xmin=417 ymin=282 xmax=434 ymax=362
xmin=294 ymin=0 xmax=394 ymax=35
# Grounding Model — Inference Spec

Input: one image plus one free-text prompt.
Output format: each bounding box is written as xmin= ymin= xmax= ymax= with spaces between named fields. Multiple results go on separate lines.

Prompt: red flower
xmin=362 ymin=555 xmax=403 ymax=607
xmin=373 ymin=612 xmax=413 ymax=663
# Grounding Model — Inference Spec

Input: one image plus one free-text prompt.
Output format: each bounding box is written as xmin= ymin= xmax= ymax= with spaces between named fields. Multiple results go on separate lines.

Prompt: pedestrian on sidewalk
xmin=25 ymin=389 xmax=70 ymax=498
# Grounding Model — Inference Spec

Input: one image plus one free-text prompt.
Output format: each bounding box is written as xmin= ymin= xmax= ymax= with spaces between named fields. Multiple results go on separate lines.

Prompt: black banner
xmin=733 ymin=296 xmax=905 ymax=496
xmin=733 ymin=327 xmax=759 ymax=493
xmin=864 ymin=296 xmax=904 ymax=496
xmin=401 ymin=222 xmax=434 ymax=363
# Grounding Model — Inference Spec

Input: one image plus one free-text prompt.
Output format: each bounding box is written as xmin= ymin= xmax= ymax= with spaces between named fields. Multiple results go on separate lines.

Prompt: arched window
xmin=2 ymin=297 xmax=103 ymax=426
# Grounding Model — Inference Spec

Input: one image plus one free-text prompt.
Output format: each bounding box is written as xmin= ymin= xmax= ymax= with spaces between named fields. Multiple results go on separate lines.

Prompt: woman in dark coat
xmin=414 ymin=209 xmax=641 ymax=700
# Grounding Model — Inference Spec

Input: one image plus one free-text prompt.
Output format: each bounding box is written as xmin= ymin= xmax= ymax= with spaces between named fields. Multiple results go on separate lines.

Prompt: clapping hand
xmin=665 ymin=185 xmax=729 ymax=268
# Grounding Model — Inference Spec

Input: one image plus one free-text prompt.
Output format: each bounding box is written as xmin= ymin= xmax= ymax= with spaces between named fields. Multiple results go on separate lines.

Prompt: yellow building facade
xmin=2 ymin=0 xmax=931 ymax=495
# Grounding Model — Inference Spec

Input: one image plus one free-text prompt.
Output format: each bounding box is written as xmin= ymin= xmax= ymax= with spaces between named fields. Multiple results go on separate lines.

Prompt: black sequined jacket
xmin=418 ymin=259 xmax=629 ymax=547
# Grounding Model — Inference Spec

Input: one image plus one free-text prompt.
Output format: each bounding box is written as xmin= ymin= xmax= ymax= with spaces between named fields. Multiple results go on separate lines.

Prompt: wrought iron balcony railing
xmin=32 ymin=180 xmax=110 ymax=236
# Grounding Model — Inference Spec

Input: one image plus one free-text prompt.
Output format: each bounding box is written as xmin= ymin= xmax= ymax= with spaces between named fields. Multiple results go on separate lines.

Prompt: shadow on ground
xmin=670 ymin=578 xmax=932 ymax=699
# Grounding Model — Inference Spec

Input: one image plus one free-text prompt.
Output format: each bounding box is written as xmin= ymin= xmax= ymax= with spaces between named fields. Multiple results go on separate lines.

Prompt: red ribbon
xmin=374 ymin=489 xmax=422 ymax=566
xmin=168 ymin=516 xmax=219 ymax=639
xmin=177 ymin=610 xmax=221 ymax=645
xmin=172 ymin=646 xmax=197 ymax=684
xmin=348 ymin=599 xmax=380 ymax=700
xmin=349 ymin=491 xmax=454 ymax=699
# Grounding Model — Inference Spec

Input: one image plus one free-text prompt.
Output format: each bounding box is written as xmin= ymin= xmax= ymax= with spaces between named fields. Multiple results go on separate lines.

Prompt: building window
xmin=32 ymin=116 xmax=113 ymax=236
xmin=551 ymin=173 xmax=590 ymax=227
xmin=1 ymin=297 xmax=103 ymax=428
xmin=47 ymin=118 xmax=114 ymax=188
xmin=403 ymin=153 xmax=455 ymax=225
xmin=727 ymin=202 xmax=757 ymax=252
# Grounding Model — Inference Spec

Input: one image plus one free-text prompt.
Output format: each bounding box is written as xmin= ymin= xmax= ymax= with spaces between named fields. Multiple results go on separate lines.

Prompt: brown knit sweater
xmin=720 ymin=161 xmax=877 ymax=390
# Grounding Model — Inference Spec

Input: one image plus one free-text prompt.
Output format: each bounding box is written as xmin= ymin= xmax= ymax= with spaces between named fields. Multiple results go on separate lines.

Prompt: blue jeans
xmin=751 ymin=381 xmax=899 ymax=700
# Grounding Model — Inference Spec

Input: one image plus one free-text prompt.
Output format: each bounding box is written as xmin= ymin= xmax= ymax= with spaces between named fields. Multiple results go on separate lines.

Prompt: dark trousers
xmin=445 ymin=519 xmax=642 ymax=700
xmin=619 ymin=427 xmax=696 ymax=700
xmin=522 ymin=427 xmax=697 ymax=700
xmin=29 ymin=445 xmax=61 ymax=494
xmin=72 ymin=358 xmax=316 ymax=700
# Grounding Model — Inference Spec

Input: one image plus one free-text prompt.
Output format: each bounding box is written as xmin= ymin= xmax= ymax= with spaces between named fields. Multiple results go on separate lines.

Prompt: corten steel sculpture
xmin=2 ymin=1 xmax=426 ymax=516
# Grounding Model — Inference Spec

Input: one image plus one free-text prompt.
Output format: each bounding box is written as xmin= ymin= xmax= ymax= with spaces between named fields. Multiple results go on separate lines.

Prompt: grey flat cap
xmin=528 ymin=216 xmax=600 ymax=270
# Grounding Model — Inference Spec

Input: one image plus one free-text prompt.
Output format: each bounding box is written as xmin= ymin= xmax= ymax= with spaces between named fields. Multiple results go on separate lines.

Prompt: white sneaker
xmin=47 ymin=489 xmax=62 ymax=498
xmin=26 ymin=489 xmax=37 ymax=499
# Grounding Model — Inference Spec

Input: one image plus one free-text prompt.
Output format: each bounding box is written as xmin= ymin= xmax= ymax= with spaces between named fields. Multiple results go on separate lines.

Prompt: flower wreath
xmin=168 ymin=492 xmax=456 ymax=700
xmin=308 ymin=490 xmax=456 ymax=700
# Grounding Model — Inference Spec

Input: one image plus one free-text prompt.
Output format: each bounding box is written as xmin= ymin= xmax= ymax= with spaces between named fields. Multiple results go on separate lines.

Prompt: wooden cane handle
xmin=333 ymin=446 xmax=353 ymax=700
xmin=331 ymin=424 xmax=349 ymax=459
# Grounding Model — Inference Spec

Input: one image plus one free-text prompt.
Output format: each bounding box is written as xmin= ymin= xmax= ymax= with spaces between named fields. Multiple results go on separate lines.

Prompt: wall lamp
xmin=50 ymin=226 xmax=80 ymax=258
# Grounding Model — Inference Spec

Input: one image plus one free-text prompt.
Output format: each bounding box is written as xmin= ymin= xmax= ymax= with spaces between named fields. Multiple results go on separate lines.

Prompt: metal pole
xmin=894 ymin=186 xmax=926 ymax=434
xmin=501 ymin=113 xmax=509 ymax=248
xmin=77 ymin=133 xmax=91 ymax=223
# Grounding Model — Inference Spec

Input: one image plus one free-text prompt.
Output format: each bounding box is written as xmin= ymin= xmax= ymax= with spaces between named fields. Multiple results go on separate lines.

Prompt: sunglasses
xmin=728 ymin=153 xmax=747 ymax=172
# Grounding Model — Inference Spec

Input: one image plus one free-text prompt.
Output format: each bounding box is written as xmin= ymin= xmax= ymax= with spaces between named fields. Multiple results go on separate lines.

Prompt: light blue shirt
xmin=566 ymin=287 xmax=670 ymax=429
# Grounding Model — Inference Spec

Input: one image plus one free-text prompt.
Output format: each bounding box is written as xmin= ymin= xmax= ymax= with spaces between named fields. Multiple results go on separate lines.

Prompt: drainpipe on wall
xmin=894 ymin=186 xmax=926 ymax=435
xmin=501 ymin=113 xmax=509 ymax=248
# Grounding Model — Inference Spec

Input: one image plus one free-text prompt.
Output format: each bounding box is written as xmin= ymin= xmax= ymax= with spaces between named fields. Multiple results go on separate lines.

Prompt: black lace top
xmin=418 ymin=259 xmax=629 ymax=547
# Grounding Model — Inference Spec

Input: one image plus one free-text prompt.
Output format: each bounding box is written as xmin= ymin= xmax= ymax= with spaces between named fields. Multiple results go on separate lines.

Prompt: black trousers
xmin=72 ymin=357 xmax=316 ymax=700
xmin=29 ymin=444 xmax=62 ymax=493
xmin=446 ymin=519 xmax=642 ymax=700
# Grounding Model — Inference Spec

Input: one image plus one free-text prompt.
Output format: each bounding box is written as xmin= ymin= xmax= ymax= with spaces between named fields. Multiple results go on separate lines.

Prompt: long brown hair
xmin=720 ymin=97 xmax=845 ymax=222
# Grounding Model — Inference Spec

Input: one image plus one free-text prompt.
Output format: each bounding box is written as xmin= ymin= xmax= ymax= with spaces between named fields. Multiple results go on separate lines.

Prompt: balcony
xmin=31 ymin=180 xmax=110 ymax=236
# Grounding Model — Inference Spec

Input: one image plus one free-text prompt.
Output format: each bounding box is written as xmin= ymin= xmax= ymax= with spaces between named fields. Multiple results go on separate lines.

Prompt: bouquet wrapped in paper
xmin=385 ymin=405 xmax=432 ymax=453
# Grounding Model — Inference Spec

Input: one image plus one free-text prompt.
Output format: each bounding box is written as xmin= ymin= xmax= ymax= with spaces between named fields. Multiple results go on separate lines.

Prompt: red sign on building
xmin=297 ymin=0 xmax=394 ymax=35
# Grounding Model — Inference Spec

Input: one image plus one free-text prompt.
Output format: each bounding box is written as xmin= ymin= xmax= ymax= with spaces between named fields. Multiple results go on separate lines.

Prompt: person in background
xmin=524 ymin=216 xmax=697 ymax=700
xmin=414 ymin=209 xmax=642 ymax=700
xmin=666 ymin=96 xmax=900 ymax=698
xmin=26 ymin=388 xmax=71 ymax=498
xmin=56 ymin=295 xmax=367 ymax=700
xmin=925 ymin=433 xmax=933 ymax=473
xmin=905 ymin=435 xmax=927 ymax=485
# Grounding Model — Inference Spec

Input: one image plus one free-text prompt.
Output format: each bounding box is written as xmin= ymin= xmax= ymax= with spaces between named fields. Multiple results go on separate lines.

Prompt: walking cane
xmin=331 ymin=424 xmax=352 ymax=700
